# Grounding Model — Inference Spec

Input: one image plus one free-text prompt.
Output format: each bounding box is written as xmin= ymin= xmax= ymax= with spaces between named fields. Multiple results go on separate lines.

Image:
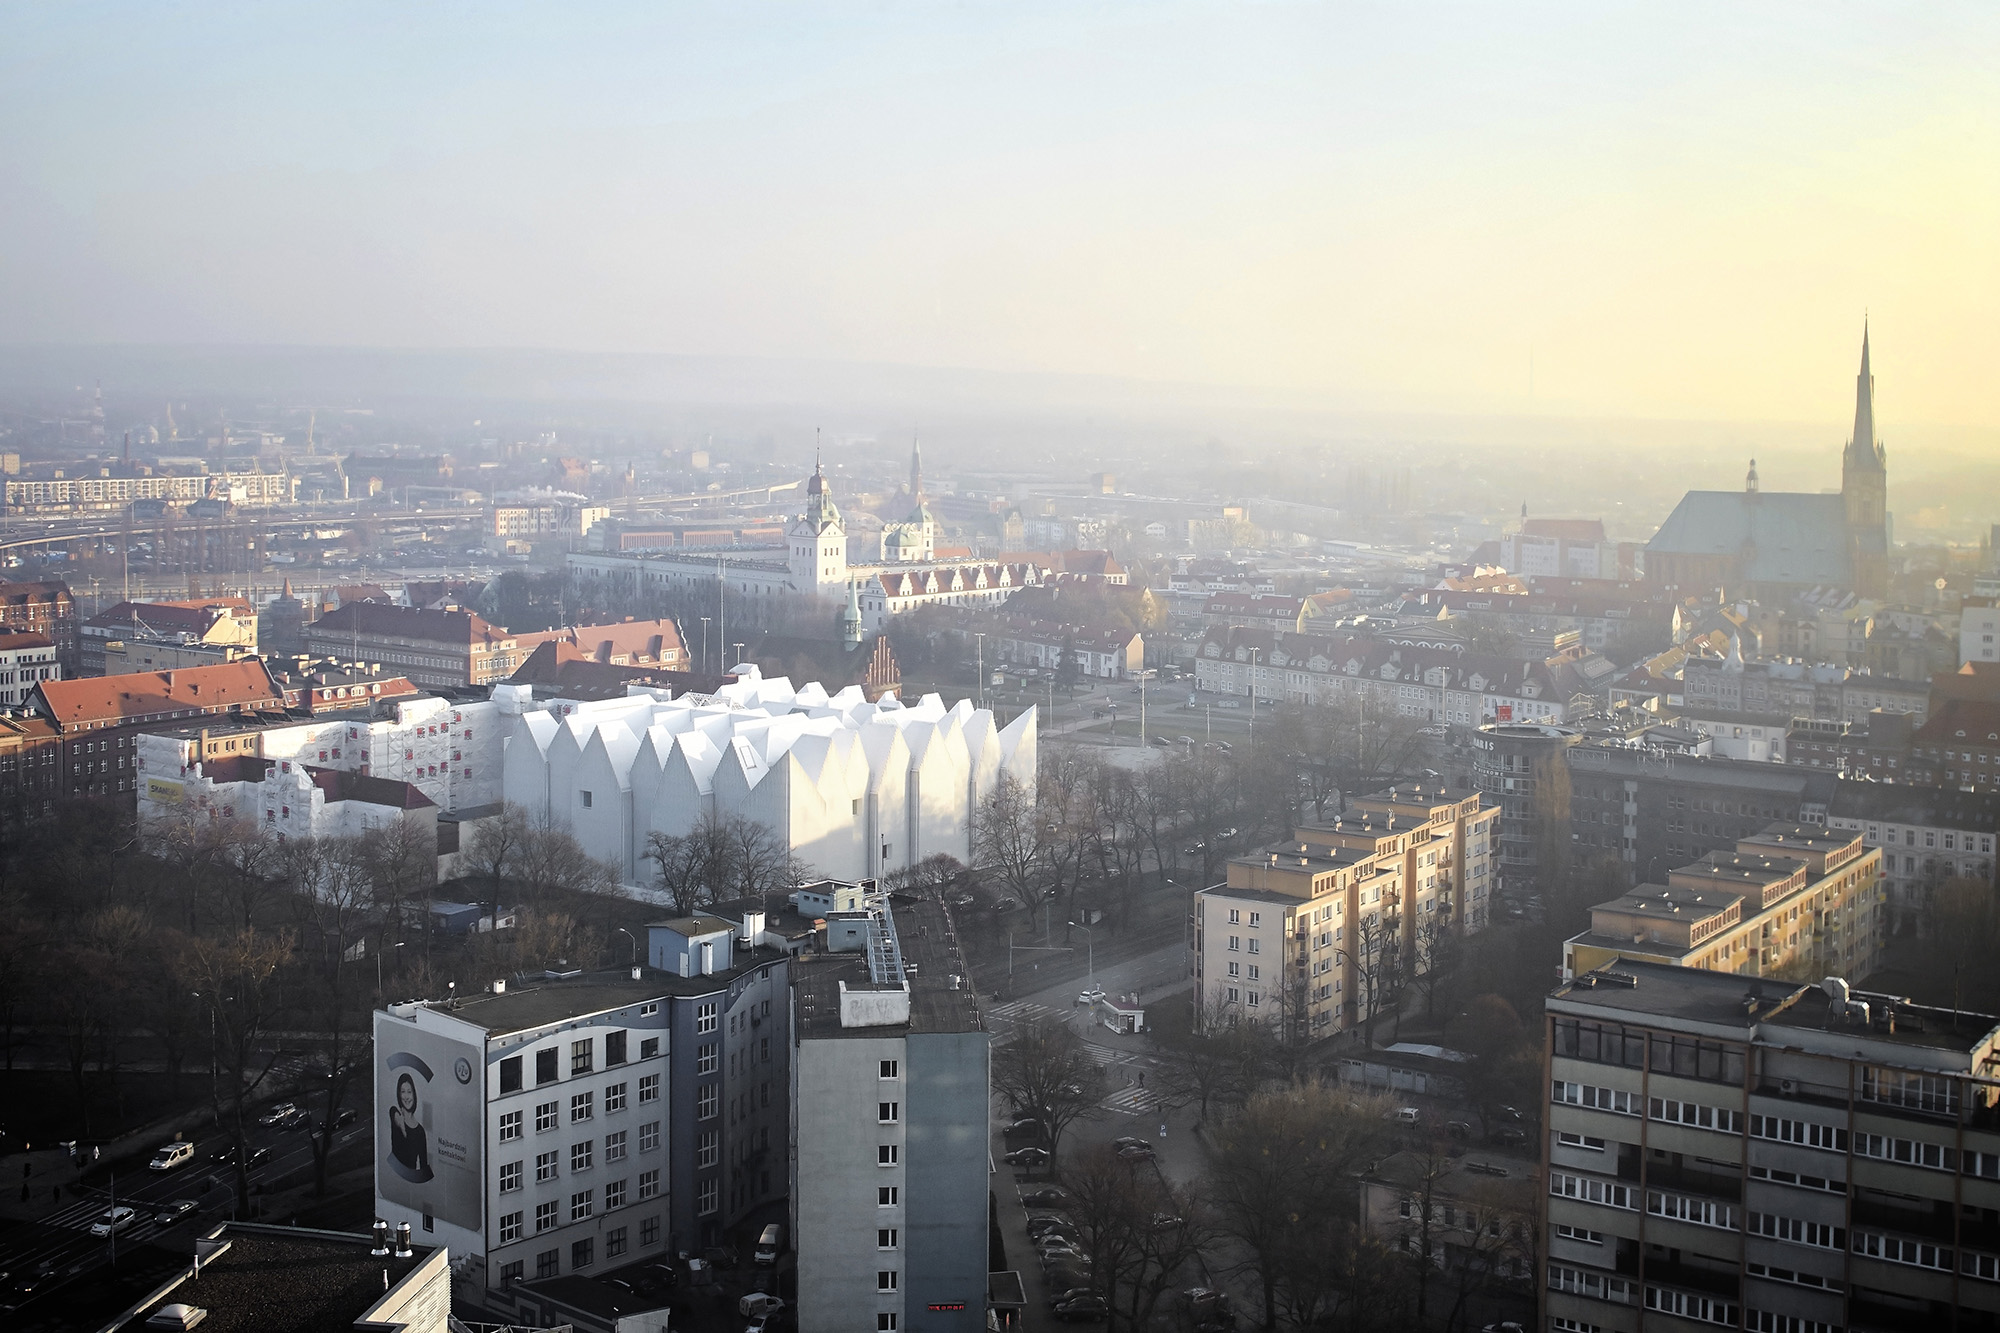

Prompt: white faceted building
xmin=501 ymin=667 xmax=1035 ymax=886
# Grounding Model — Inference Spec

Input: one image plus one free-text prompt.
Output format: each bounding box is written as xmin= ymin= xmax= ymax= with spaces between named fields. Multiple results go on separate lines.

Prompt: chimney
xmin=630 ymin=965 xmax=642 ymax=981
xmin=741 ymin=910 xmax=766 ymax=945
xmin=370 ymin=1219 xmax=391 ymax=1256
xmin=393 ymin=1222 xmax=413 ymax=1257
xmin=700 ymin=940 xmax=715 ymax=976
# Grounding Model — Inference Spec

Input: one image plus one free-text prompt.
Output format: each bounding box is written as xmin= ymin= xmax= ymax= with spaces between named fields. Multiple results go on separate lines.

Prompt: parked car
xmin=994 ymin=898 xmax=1021 ymax=912
xmin=1049 ymin=1287 xmax=1097 ymax=1307
xmin=1493 ymin=1105 xmax=1524 ymax=1122
xmin=1003 ymin=1147 xmax=1050 ymax=1167
xmin=703 ymin=1245 xmax=740 ymax=1270
xmin=1026 ymin=1214 xmax=1073 ymax=1234
xmin=1150 ymin=1212 xmax=1184 ymax=1230
xmin=753 ymin=1223 xmax=784 ymax=1266
xmin=1053 ymin=1295 xmax=1110 ymax=1322
xmin=154 ymin=1199 xmax=200 ymax=1226
xmin=90 ymin=1206 xmax=138 ymax=1237
xmin=1115 ymin=1143 xmax=1155 ymax=1162
xmin=1445 ymin=1120 xmax=1474 ymax=1141
xmin=1490 ymin=1126 xmax=1529 ymax=1147
xmin=1217 ymin=826 xmax=1238 ymax=839
xmin=739 ymin=1293 xmax=786 ymax=1317
xmin=1002 ymin=1116 xmax=1046 ymax=1138
xmin=256 ymin=1103 xmax=298 ymax=1128
xmin=1112 ymin=1137 xmax=1152 ymax=1152
xmin=1390 ymin=1106 xmax=1422 ymax=1125
xmin=1077 ymin=988 xmax=1105 ymax=1006
xmin=148 ymin=1142 xmax=195 ymax=1172
xmin=1020 ymin=1187 xmax=1069 ymax=1207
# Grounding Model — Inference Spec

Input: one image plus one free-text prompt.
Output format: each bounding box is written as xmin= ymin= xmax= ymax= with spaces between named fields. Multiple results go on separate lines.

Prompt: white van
xmin=753 ymin=1223 xmax=784 ymax=1266
xmin=149 ymin=1141 xmax=195 ymax=1172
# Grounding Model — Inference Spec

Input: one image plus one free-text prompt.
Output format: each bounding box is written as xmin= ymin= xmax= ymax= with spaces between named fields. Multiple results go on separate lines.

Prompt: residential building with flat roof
xmin=1543 ymin=959 xmax=2000 ymax=1333
xmin=1827 ymin=781 xmax=2000 ymax=931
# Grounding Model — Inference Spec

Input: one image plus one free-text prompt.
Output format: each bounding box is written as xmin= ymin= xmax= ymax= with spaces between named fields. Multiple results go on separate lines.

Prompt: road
xmin=0 ymin=1107 xmax=373 ymax=1318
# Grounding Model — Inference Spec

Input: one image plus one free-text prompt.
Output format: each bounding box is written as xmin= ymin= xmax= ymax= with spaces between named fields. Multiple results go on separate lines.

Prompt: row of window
xmin=499 ymin=1029 xmax=659 ymax=1093
xmin=496 ymin=1215 xmax=661 ymax=1283
xmin=498 ymin=1124 xmax=660 ymax=1191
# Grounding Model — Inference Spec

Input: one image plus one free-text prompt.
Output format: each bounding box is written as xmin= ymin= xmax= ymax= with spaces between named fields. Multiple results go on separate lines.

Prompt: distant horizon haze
xmin=2 ymin=4 xmax=1994 ymax=428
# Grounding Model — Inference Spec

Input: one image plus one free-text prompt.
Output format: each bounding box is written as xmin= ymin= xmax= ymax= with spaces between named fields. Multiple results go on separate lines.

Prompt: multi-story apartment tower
xmin=1563 ymin=823 xmax=1885 ymax=981
xmin=791 ymin=891 xmax=989 ymax=1333
xmin=1191 ymin=785 xmax=1495 ymax=1039
xmin=1544 ymin=959 xmax=2000 ymax=1332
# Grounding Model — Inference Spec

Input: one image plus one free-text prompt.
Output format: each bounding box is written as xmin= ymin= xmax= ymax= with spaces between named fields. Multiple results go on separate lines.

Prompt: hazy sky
xmin=3 ymin=3 xmax=1994 ymax=426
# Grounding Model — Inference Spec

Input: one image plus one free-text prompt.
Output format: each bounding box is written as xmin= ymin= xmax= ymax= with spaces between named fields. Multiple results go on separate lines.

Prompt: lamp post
xmin=973 ymin=632 xmax=986 ymax=709
xmin=376 ymin=940 xmax=405 ymax=996
xmin=699 ymin=617 xmax=711 ymax=674
xmin=1069 ymin=920 xmax=1096 ymax=995
xmin=616 ymin=927 xmax=638 ymax=966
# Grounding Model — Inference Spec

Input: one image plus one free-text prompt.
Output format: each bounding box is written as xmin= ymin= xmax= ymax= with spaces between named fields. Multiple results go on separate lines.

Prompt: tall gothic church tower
xmin=789 ymin=455 xmax=849 ymax=591
xmin=1841 ymin=323 xmax=1890 ymax=599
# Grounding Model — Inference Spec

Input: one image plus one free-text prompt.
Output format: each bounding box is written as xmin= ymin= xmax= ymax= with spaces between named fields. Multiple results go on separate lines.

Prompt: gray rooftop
xmin=1646 ymin=489 xmax=1853 ymax=586
xmin=794 ymin=893 xmax=986 ymax=1041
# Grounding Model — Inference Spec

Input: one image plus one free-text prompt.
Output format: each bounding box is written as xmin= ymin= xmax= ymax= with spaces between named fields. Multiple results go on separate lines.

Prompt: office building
xmin=0 ymin=629 xmax=58 ymax=706
xmin=1562 ymin=823 xmax=1884 ymax=980
xmin=1826 ymin=781 xmax=2000 ymax=929
xmin=304 ymin=602 xmax=524 ymax=688
xmin=791 ymin=890 xmax=990 ymax=1333
xmin=81 ymin=597 xmax=259 ymax=676
xmin=371 ymin=908 xmax=793 ymax=1306
xmin=1544 ymin=960 xmax=2000 ymax=1332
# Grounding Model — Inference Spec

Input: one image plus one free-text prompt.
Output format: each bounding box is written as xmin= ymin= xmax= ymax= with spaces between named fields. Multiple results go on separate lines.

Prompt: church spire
xmin=1847 ymin=320 xmax=1883 ymax=474
xmin=908 ymin=433 xmax=925 ymax=505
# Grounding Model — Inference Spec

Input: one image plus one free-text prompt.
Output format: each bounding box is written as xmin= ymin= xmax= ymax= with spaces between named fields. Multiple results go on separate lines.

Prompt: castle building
xmin=1646 ymin=326 xmax=1891 ymax=600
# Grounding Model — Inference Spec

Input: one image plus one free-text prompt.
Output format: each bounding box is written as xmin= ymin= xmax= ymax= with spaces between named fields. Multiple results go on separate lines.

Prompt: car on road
xmin=1020 ymin=1187 xmax=1069 ymax=1207
xmin=317 ymin=1108 xmax=359 ymax=1133
xmin=90 ymin=1206 xmax=138 ymax=1238
xmin=1112 ymin=1137 xmax=1152 ymax=1152
xmin=1217 ymin=826 xmax=1238 ymax=839
xmin=1115 ymin=1143 xmax=1155 ymax=1162
xmin=739 ymin=1293 xmax=786 ymax=1317
xmin=1183 ymin=841 xmax=1206 ymax=854
xmin=277 ymin=1109 xmax=313 ymax=1131
xmin=993 ymin=897 xmax=1020 ymax=912
xmin=149 ymin=1141 xmax=195 ymax=1172
xmin=744 ymin=1312 xmax=786 ymax=1333
xmin=1052 ymin=1294 xmax=1109 ymax=1321
xmin=1003 ymin=1146 xmax=1050 ymax=1167
xmin=154 ymin=1199 xmax=200 ymax=1226
xmin=950 ymin=893 xmax=977 ymax=909
xmin=256 ymin=1103 xmax=298 ymax=1127
xmin=1077 ymin=988 xmax=1105 ymax=1006
xmin=245 ymin=1146 xmax=274 ymax=1171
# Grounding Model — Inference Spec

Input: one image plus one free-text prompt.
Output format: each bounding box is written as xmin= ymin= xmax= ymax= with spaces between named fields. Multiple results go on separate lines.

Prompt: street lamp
xmin=973 ymin=632 xmax=986 ymax=709
xmin=616 ymin=927 xmax=638 ymax=966
xmin=1068 ymin=920 xmax=1096 ymax=995
xmin=699 ymin=617 xmax=711 ymax=673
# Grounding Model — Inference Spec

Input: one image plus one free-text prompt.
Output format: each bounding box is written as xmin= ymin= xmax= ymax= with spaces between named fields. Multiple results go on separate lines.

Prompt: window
xmin=1643 ymin=1288 xmax=1737 ymax=1326
xmin=536 ymin=1150 xmax=559 ymax=1182
xmin=880 ymin=1059 xmax=899 ymax=1078
xmin=878 ymin=1228 xmax=899 ymax=1249
xmin=878 ymin=1145 xmax=900 ymax=1166
xmin=697 ymin=1043 xmax=718 ymax=1074
xmin=602 ymin=1225 xmax=628 ymax=1259
xmin=605 ymin=1082 xmax=626 ymax=1114
xmin=1557 ymin=1132 xmax=1606 ymax=1151
xmin=1855 ymin=1132 xmax=1956 ymax=1171
xmin=698 ymin=1083 xmax=718 ymax=1119
xmin=535 ymin=1201 xmax=559 ymax=1233
xmin=878 ymin=1101 xmax=900 ymax=1123
xmin=604 ymin=1129 xmax=626 ymax=1162
xmin=1553 ymin=1224 xmax=1603 ymax=1244
xmin=571 ymin=1236 xmax=594 ymax=1269
xmin=571 ymin=1091 xmax=594 ymax=1122
xmin=877 ymin=1317 xmax=899 ymax=1332
xmin=878 ymin=1186 xmax=899 ymax=1205
xmin=1227 ymin=908 xmax=1240 ymax=924
xmin=500 ymin=1260 xmax=524 ymax=1285
xmin=1853 ymin=1231 xmax=1952 ymax=1270
xmin=499 ymin=1210 xmax=523 ymax=1242
xmin=1648 ymin=1190 xmax=1735 ymax=1229
xmin=580 ymin=790 xmax=593 ymax=808
xmin=697 ymin=1002 xmax=718 ymax=1034
xmin=699 ymin=1178 xmax=719 ymax=1215
xmin=639 ymin=1168 xmax=661 ymax=1200
xmin=1748 ymin=1212 xmax=1844 ymax=1249
xmin=639 ymin=1073 xmax=661 ymax=1104
xmin=1861 ymin=1065 xmax=1957 ymax=1115
xmin=536 ymin=1101 xmax=559 ymax=1132
xmin=535 ymin=1248 xmax=559 ymax=1279
xmin=639 ymin=1121 xmax=660 ymax=1153
xmin=570 ymin=1189 xmax=594 ymax=1222
xmin=877 ymin=1271 xmax=899 ymax=1292
xmin=1750 ymin=1115 xmax=1847 ymax=1152
xmin=571 ymin=1038 xmax=593 ymax=1076
xmin=536 ymin=1048 xmax=559 ymax=1085
xmin=606 ymin=1030 xmax=627 ymax=1066
xmin=1552 ymin=1081 xmax=1638 ymax=1115
xmin=499 ymin=1160 xmax=523 ymax=1192
xmin=499 ymin=1110 xmax=523 ymax=1142
xmin=639 ymin=1036 xmax=660 ymax=1059
xmin=1747 ymin=1314 xmax=1839 ymax=1333
xmin=698 ymin=1130 xmax=719 ymax=1168
xmin=1549 ymin=1172 xmax=1637 ymax=1210
xmin=640 ymin=1215 xmax=660 ymax=1246
xmin=1649 ymin=1097 xmax=1742 ymax=1134
xmin=500 ymin=1056 xmax=523 ymax=1093
xmin=605 ymin=1177 xmax=627 ymax=1208
xmin=571 ymin=1140 xmax=593 ymax=1172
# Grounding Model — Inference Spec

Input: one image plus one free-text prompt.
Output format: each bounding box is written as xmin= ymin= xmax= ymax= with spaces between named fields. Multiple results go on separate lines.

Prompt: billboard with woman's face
xmin=374 ymin=1013 xmax=483 ymax=1231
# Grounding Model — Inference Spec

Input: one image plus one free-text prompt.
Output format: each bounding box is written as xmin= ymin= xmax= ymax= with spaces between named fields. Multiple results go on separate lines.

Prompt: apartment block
xmin=1563 ymin=824 xmax=1884 ymax=983
xmin=1827 ymin=782 xmax=2000 ymax=931
xmin=1544 ymin=960 xmax=2000 ymax=1332
xmin=791 ymin=891 xmax=989 ymax=1333
xmin=1192 ymin=785 xmax=1496 ymax=1039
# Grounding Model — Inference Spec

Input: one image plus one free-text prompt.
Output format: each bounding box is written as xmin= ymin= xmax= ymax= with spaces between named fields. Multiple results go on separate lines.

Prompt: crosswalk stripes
xmin=1100 ymin=1085 xmax=1159 ymax=1116
xmin=987 ymin=1000 xmax=1055 ymax=1025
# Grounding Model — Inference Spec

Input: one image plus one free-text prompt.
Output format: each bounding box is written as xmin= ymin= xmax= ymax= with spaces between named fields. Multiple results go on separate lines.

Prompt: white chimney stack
xmin=741 ymin=910 xmax=766 ymax=946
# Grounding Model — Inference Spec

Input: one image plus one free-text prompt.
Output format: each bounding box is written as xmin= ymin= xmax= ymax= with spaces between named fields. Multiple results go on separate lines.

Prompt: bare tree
xmin=992 ymin=1016 xmax=1105 ymax=1160
xmin=973 ymin=771 xmax=1042 ymax=909
xmin=460 ymin=802 xmax=529 ymax=912
xmin=178 ymin=926 xmax=295 ymax=1217
xmin=1413 ymin=910 xmax=1461 ymax=1023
